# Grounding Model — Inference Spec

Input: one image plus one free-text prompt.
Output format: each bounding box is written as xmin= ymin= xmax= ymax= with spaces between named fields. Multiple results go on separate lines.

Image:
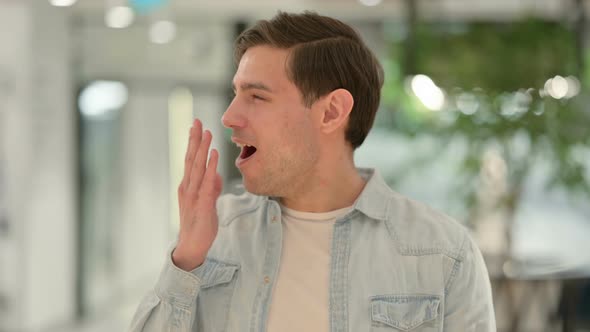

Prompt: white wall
xmin=73 ymin=16 xmax=233 ymax=317
xmin=0 ymin=1 xmax=76 ymax=330
xmin=0 ymin=2 xmax=32 ymax=329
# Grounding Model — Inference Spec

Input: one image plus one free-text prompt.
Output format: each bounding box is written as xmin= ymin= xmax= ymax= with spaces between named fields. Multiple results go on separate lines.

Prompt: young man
xmin=130 ymin=11 xmax=495 ymax=332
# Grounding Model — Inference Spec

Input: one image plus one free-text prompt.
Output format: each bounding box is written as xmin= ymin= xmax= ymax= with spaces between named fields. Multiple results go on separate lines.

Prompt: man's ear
xmin=319 ymin=89 xmax=354 ymax=134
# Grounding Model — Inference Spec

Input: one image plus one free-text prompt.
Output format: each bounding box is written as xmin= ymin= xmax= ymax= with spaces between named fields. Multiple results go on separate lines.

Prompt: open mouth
xmin=239 ymin=144 xmax=257 ymax=160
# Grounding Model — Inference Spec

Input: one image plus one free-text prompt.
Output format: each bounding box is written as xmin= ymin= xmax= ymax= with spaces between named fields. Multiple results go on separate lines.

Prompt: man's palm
xmin=174 ymin=119 xmax=223 ymax=271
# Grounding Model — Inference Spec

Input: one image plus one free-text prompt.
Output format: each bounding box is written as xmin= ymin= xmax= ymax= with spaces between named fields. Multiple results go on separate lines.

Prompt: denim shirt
xmin=129 ymin=168 xmax=495 ymax=332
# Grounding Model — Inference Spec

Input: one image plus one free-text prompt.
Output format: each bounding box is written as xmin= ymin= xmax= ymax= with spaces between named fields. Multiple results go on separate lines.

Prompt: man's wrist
xmin=172 ymin=247 xmax=205 ymax=272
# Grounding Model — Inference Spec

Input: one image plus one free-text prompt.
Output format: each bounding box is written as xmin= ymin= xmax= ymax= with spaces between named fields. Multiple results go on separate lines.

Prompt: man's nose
xmin=221 ymin=99 xmax=247 ymax=129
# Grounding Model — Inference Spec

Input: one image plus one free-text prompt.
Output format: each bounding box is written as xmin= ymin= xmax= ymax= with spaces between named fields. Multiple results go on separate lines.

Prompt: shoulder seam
xmin=444 ymin=232 xmax=469 ymax=296
xmin=220 ymin=197 xmax=263 ymax=227
xmin=384 ymin=219 xmax=466 ymax=261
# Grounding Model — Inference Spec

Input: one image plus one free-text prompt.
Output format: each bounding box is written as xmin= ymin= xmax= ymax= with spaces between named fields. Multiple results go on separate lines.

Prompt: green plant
xmin=380 ymin=19 xmax=590 ymax=227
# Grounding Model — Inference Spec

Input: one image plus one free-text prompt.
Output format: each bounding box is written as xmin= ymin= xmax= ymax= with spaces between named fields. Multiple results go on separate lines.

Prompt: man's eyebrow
xmin=232 ymin=82 xmax=274 ymax=93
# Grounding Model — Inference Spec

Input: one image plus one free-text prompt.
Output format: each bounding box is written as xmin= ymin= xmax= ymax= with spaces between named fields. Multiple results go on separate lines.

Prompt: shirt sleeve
xmin=128 ymin=245 xmax=207 ymax=332
xmin=443 ymin=233 xmax=497 ymax=331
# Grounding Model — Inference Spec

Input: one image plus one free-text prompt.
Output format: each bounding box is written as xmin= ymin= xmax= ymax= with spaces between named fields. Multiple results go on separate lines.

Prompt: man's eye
xmin=252 ymin=95 xmax=265 ymax=101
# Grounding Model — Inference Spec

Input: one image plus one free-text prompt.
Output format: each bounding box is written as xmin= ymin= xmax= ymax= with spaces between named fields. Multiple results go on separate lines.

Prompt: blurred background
xmin=1 ymin=0 xmax=590 ymax=331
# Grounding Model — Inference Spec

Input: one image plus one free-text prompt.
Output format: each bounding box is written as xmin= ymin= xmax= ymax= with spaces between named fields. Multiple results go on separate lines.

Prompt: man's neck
xmin=279 ymin=162 xmax=366 ymax=213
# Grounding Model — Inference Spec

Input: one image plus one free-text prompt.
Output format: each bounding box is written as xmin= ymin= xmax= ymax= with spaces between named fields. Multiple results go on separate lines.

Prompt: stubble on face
xmin=232 ymin=46 xmax=322 ymax=198
xmin=243 ymin=117 xmax=319 ymax=198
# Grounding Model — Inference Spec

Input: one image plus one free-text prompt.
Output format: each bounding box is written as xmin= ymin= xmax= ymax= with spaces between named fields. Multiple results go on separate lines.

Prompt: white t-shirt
xmin=266 ymin=204 xmax=353 ymax=332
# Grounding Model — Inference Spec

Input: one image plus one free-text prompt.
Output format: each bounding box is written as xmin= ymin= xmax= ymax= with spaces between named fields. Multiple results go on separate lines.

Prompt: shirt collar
xmin=351 ymin=168 xmax=391 ymax=221
xmin=266 ymin=167 xmax=391 ymax=221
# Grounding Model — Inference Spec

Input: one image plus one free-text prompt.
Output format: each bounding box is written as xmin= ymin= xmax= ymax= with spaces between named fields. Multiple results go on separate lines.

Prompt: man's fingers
xmin=187 ymin=130 xmax=212 ymax=194
xmin=214 ymin=173 xmax=223 ymax=197
xmin=199 ymin=148 xmax=221 ymax=201
xmin=182 ymin=120 xmax=202 ymax=188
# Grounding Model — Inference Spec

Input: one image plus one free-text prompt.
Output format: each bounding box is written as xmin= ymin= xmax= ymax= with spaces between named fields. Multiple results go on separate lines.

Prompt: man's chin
xmin=242 ymin=181 xmax=263 ymax=196
xmin=242 ymin=177 xmax=273 ymax=196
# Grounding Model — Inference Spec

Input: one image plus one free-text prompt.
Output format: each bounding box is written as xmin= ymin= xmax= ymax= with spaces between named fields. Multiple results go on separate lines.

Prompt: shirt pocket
xmin=194 ymin=258 xmax=240 ymax=330
xmin=198 ymin=258 xmax=240 ymax=289
xmin=369 ymin=294 xmax=441 ymax=331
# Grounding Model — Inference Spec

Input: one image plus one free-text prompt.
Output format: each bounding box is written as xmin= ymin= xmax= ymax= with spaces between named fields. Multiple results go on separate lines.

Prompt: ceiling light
xmin=49 ymin=0 xmax=78 ymax=6
xmin=359 ymin=0 xmax=382 ymax=6
xmin=150 ymin=20 xmax=176 ymax=44
xmin=105 ymin=6 xmax=135 ymax=29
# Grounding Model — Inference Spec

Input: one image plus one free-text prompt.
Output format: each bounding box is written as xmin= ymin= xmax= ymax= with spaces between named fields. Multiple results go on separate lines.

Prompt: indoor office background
xmin=0 ymin=0 xmax=589 ymax=331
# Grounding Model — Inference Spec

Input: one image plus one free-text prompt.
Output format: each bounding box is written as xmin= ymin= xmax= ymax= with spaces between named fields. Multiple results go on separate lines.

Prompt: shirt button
xmin=263 ymin=276 xmax=270 ymax=284
xmin=271 ymin=216 xmax=278 ymax=223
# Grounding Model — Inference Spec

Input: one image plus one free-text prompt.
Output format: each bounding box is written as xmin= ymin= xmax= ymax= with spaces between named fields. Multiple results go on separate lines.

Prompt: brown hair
xmin=234 ymin=11 xmax=384 ymax=149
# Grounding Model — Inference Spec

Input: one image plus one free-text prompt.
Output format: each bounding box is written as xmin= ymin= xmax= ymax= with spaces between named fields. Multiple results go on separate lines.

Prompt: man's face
xmin=222 ymin=45 xmax=321 ymax=196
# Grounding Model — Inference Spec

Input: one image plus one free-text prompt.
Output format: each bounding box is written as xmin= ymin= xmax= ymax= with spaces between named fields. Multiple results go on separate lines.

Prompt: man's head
xmin=234 ymin=11 xmax=383 ymax=149
xmin=222 ymin=11 xmax=383 ymax=196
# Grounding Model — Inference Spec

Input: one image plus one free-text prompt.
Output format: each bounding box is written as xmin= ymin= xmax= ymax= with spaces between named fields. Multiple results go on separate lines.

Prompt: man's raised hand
xmin=172 ymin=119 xmax=223 ymax=271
